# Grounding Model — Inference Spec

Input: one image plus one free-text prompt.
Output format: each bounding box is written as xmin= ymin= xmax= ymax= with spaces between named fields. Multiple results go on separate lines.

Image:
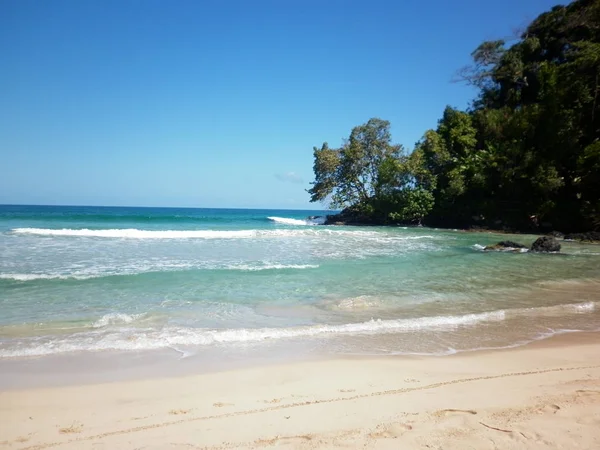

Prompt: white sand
xmin=2 ymin=332 xmax=600 ymax=449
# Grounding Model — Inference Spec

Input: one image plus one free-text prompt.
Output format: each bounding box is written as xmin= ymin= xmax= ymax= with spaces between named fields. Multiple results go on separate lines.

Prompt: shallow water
xmin=1 ymin=205 xmax=599 ymax=361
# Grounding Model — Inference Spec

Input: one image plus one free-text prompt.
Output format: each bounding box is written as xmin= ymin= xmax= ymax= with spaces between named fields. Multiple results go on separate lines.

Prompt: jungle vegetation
xmin=308 ymin=0 xmax=600 ymax=232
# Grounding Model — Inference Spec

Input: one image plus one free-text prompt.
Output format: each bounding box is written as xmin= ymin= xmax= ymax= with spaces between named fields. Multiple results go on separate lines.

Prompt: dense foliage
xmin=309 ymin=0 xmax=600 ymax=231
xmin=308 ymin=118 xmax=434 ymax=224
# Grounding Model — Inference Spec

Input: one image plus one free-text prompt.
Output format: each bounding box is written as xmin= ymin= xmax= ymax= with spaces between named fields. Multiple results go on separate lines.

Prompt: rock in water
xmin=484 ymin=241 xmax=527 ymax=251
xmin=531 ymin=236 xmax=561 ymax=253
xmin=563 ymin=232 xmax=600 ymax=242
xmin=323 ymin=210 xmax=378 ymax=226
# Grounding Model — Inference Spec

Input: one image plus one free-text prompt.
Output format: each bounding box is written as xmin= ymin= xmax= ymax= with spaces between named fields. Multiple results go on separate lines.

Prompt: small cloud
xmin=275 ymin=172 xmax=304 ymax=184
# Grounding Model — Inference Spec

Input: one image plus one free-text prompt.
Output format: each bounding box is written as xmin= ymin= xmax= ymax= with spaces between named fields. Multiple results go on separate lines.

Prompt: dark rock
xmin=484 ymin=241 xmax=527 ymax=251
xmin=307 ymin=216 xmax=326 ymax=224
xmin=563 ymin=232 xmax=600 ymax=242
xmin=498 ymin=240 xmax=527 ymax=248
xmin=324 ymin=210 xmax=379 ymax=226
xmin=470 ymin=225 xmax=489 ymax=231
xmin=531 ymin=236 xmax=561 ymax=253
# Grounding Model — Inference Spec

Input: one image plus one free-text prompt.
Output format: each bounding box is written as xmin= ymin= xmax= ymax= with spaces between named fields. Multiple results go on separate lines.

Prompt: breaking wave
xmin=0 ymin=310 xmax=506 ymax=357
xmin=12 ymin=228 xmax=260 ymax=239
xmin=268 ymin=216 xmax=326 ymax=226
xmin=0 ymin=273 xmax=76 ymax=281
xmin=0 ymin=264 xmax=320 ymax=282
xmin=472 ymin=243 xmax=529 ymax=253
xmin=10 ymin=227 xmax=379 ymax=239
xmin=1 ymin=301 xmax=598 ymax=358
xmin=92 ymin=313 xmax=146 ymax=328
xmin=229 ymin=264 xmax=319 ymax=271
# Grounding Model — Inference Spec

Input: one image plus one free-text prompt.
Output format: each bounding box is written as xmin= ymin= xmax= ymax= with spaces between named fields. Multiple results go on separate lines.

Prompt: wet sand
xmin=2 ymin=332 xmax=600 ymax=449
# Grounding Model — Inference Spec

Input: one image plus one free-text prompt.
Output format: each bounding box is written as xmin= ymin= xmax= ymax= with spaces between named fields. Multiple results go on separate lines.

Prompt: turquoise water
xmin=1 ymin=205 xmax=600 ymax=359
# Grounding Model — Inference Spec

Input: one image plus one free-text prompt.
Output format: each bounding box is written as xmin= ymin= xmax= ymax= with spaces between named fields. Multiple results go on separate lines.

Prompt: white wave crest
xmin=10 ymin=227 xmax=380 ymax=239
xmin=575 ymin=302 xmax=595 ymax=311
xmin=0 ymin=263 xmax=320 ymax=282
xmin=562 ymin=301 xmax=596 ymax=313
xmin=0 ymin=310 xmax=505 ymax=357
xmin=226 ymin=264 xmax=319 ymax=271
xmin=268 ymin=216 xmax=326 ymax=226
xmin=92 ymin=313 xmax=145 ymax=328
xmin=473 ymin=243 xmax=529 ymax=253
xmin=0 ymin=273 xmax=73 ymax=281
xmin=12 ymin=228 xmax=259 ymax=239
xmin=505 ymin=301 xmax=599 ymax=318
xmin=2 ymin=300 xmax=599 ymax=358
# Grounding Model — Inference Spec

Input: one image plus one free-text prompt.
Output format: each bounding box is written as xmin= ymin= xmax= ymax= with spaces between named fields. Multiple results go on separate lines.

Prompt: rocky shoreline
xmin=309 ymin=212 xmax=600 ymax=244
xmin=483 ymin=237 xmax=562 ymax=253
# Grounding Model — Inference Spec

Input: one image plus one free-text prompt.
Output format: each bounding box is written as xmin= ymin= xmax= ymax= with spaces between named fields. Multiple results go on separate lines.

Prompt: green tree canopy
xmin=308 ymin=118 xmax=401 ymax=209
xmin=309 ymin=0 xmax=600 ymax=232
xmin=308 ymin=118 xmax=434 ymax=224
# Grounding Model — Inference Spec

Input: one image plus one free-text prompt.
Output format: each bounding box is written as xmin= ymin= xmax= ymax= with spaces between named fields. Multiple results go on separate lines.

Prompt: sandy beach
xmin=1 ymin=332 xmax=599 ymax=449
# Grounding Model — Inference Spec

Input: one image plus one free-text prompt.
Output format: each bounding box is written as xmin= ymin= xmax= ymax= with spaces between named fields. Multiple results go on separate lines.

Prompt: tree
xmin=412 ymin=107 xmax=483 ymax=226
xmin=307 ymin=143 xmax=340 ymax=205
xmin=440 ymin=0 xmax=600 ymax=231
xmin=308 ymin=118 xmax=435 ymax=223
xmin=454 ymin=40 xmax=506 ymax=91
xmin=308 ymin=118 xmax=402 ymax=209
xmin=308 ymin=0 xmax=600 ymax=231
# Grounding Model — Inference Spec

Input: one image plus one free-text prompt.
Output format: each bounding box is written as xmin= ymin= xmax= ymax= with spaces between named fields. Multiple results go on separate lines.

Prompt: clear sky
xmin=1 ymin=0 xmax=564 ymax=209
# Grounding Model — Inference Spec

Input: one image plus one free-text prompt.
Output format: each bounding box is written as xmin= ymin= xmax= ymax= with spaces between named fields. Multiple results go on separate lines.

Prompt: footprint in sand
xmin=338 ymin=389 xmax=356 ymax=393
xmin=58 ymin=422 xmax=83 ymax=434
xmin=435 ymin=409 xmax=478 ymax=417
xmin=14 ymin=434 xmax=32 ymax=443
xmin=541 ymin=404 xmax=561 ymax=414
xmin=129 ymin=415 xmax=151 ymax=421
xmin=213 ymin=402 xmax=234 ymax=408
xmin=576 ymin=389 xmax=600 ymax=397
xmin=168 ymin=409 xmax=191 ymax=415
xmin=369 ymin=423 xmax=413 ymax=438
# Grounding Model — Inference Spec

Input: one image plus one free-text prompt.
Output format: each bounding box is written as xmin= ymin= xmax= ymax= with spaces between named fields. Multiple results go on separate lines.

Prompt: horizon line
xmin=0 ymin=203 xmax=335 ymax=212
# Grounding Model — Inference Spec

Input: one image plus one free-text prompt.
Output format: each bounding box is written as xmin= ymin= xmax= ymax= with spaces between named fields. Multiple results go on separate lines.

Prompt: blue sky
xmin=1 ymin=0 xmax=564 ymax=209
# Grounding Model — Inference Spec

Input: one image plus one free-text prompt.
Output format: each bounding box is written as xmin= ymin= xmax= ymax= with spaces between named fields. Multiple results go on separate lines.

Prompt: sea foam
xmin=227 ymin=264 xmax=319 ymax=271
xmin=2 ymin=301 xmax=599 ymax=358
xmin=472 ymin=243 xmax=529 ymax=252
xmin=0 ymin=310 xmax=506 ymax=357
xmin=0 ymin=273 xmax=75 ymax=281
xmin=92 ymin=313 xmax=146 ymax=328
xmin=267 ymin=216 xmax=326 ymax=226
xmin=10 ymin=227 xmax=376 ymax=239
xmin=0 ymin=263 xmax=320 ymax=282
xmin=12 ymin=228 xmax=258 ymax=239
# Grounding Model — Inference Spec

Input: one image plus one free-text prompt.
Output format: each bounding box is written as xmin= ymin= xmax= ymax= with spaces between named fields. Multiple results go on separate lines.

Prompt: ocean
xmin=1 ymin=205 xmax=600 ymax=368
